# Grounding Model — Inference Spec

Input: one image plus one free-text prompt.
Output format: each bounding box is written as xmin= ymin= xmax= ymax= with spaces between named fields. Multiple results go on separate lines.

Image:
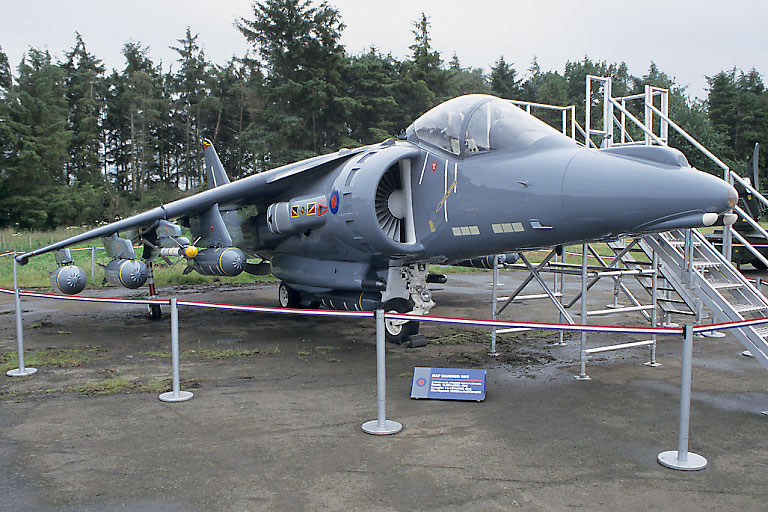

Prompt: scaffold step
xmin=706 ymin=280 xmax=744 ymax=290
xmin=732 ymin=303 xmax=768 ymax=314
xmin=750 ymin=325 xmax=768 ymax=339
xmin=656 ymin=297 xmax=687 ymax=305
xmin=668 ymin=240 xmax=703 ymax=246
xmin=692 ymin=260 xmax=722 ymax=267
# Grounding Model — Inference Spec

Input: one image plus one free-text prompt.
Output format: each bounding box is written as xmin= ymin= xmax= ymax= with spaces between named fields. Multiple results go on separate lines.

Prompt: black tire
xmin=148 ymin=304 xmax=162 ymax=320
xmin=278 ymin=281 xmax=302 ymax=308
xmin=383 ymin=298 xmax=419 ymax=345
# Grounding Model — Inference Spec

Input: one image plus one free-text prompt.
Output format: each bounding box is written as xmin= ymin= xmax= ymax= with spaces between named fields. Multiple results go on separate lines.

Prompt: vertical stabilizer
xmin=751 ymin=142 xmax=760 ymax=192
xmin=202 ymin=139 xmax=231 ymax=189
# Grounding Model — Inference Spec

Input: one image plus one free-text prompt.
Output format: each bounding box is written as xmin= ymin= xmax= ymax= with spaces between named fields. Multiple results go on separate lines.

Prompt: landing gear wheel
xmin=148 ymin=304 xmax=162 ymax=320
xmin=383 ymin=298 xmax=419 ymax=345
xmin=278 ymin=281 xmax=302 ymax=308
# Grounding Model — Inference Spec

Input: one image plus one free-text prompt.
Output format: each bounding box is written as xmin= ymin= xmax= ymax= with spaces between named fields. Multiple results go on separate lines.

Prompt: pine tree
xmin=170 ymin=27 xmax=211 ymax=188
xmin=0 ymin=44 xmax=11 ymax=91
xmin=62 ymin=33 xmax=107 ymax=186
xmin=237 ymin=0 xmax=351 ymax=166
xmin=490 ymin=56 xmax=521 ymax=99
xmin=1 ymin=48 xmax=72 ymax=228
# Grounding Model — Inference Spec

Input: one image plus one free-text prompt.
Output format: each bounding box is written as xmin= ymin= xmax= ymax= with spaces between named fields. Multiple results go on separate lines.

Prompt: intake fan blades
xmin=375 ymin=167 xmax=406 ymax=243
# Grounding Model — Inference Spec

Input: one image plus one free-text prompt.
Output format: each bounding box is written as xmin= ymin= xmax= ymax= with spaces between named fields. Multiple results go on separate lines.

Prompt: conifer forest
xmin=1 ymin=0 xmax=766 ymax=229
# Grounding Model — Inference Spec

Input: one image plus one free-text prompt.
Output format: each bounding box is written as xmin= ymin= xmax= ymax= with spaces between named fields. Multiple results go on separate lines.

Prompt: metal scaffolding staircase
xmin=641 ymin=229 xmax=768 ymax=369
xmin=605 ymin=238 xmax=695 ymax=322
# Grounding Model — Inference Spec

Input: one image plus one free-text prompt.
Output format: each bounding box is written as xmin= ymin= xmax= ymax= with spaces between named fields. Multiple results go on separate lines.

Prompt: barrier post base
xmin=159 ymin=391 xmax=193 ymax=402
xmin=644 ymin=361 xmax=662 ymax=368
xmin=7 ymin=367 xmax=37 ymax=377
xmin=362 ymin=420 xmax=402 ymax=435
xmin=574 ymin=374 xmax=591 ymax=381
xmin=657 ymin=450 xmax=707 ymax=471
xmin=702 ymin=331 xmax=725 ymax=338
xmin=742 ymin=350 xmax=755 ymax=358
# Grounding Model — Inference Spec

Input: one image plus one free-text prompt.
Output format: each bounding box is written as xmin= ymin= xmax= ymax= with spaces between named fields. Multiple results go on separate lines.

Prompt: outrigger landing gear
xmin=147 ymin=263 xmax=162 ymax=320
xmin=278 ymin=281 xmax=302 ymax=308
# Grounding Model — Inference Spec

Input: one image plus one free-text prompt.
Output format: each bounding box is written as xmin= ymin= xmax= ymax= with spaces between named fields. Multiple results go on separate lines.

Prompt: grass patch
xmin=143 ymin=347 xmax=279 ymax=359
xmin=448 ymin=351 xmax=485 ymax=365
xmin=65 ymin=377 xmax=180 ymax=396
xmin=297 ymin=345 xmax=341 ymax=356
xmin=0 ymin=226 xmax=277 ymax=289
xmin=0 ymin=376 xmax=184 ymax=400
xmin=431 ymin=328 xmax=483 ymax=345
xmin=0 ymin=347 xmax=104 ymax=373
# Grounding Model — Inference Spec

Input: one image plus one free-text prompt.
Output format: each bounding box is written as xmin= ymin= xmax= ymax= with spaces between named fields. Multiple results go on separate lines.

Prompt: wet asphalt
xmin=1 ymin=269 xmax=767 ymax=511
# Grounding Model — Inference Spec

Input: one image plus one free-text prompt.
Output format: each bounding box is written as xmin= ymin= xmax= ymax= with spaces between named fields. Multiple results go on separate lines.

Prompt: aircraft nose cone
xmin=728 ymin=185 xmax=738 ymax=208
xmin=562 ymin=149 xmax=736 ymax=236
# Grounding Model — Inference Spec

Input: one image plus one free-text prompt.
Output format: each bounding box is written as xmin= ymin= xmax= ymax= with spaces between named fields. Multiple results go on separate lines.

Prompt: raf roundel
xmin=330 ymin=190 xmax=340 ymax=214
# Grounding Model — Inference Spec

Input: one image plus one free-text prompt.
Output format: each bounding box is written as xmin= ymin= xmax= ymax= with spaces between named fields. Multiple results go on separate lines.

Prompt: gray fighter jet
xmin=16 ymin=94 xmax=738 ymax=343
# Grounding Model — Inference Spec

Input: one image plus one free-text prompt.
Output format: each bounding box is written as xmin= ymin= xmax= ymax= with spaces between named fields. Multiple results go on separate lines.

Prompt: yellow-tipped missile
xmin=184 ymin=246 xmax=199 ymax=258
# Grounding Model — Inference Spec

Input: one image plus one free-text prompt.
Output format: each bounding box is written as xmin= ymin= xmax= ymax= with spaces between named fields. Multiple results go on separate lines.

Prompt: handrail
xmin=731 ymin=229 xmax=768 ymax=270
xmin=730 ymin=172 xmax=768 ymax=209
xmin=612 ymin=115 xmax=636 ymax=143
xmin=608 ymin=98 xmax=666 ymax=146
xmin=646 ymin=103 xmax=729 ymax=173
xmin=574 ymin=122 xmax=598 ymax=149
xmin=509 ymin=100 xmax=574 ymax=111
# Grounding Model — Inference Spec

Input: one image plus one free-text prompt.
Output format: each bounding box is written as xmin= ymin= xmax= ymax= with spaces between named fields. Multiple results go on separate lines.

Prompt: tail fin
xmin=202 ymin=139 xmax=231 ymax=189
xmin=748 ymin=142 xmax=759 ymax=192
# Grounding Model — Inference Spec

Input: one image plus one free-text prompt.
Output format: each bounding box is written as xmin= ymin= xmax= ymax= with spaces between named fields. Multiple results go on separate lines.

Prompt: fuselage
xmin=250 ymin=95 xmax=735 ymax=292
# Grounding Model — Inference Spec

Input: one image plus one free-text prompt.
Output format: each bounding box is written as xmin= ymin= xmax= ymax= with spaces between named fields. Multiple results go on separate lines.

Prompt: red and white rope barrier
xmin=4 ymin=286 xmax=768 ymax=336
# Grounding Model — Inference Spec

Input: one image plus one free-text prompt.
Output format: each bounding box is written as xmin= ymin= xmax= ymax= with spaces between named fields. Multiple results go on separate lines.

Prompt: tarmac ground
xmin=1 ymin=269 xmax=767 ymax=511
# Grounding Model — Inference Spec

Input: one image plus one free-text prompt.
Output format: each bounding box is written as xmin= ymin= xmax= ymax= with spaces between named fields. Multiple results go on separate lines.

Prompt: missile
xmin=50 ymin=265 xmax=87 ymax=295
xmin=104 ymin=259 xmax=148 ymax=289
xmin=192 ymin=247 xmax=246 ymax=276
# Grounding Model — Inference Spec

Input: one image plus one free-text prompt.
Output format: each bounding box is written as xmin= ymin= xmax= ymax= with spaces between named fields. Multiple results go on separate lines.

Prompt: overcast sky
xmin=2 ymin=0 xmax=766 ymax=101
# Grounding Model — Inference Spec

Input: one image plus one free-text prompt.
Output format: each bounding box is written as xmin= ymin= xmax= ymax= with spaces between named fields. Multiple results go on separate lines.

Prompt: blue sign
xmin=410 ymin=367 xmax=486 ymax=401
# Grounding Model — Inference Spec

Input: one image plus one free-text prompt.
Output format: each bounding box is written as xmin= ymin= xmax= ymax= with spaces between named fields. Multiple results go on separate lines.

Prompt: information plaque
xmin=410 ymin=367 xmax=486 ymax=401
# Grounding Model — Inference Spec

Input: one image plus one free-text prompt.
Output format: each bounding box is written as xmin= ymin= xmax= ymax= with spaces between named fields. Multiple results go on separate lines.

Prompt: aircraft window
xmin=465 ymin=98 xmax=570 ymax=154
xmin=411 ymin=95 xmax=481 ymax=155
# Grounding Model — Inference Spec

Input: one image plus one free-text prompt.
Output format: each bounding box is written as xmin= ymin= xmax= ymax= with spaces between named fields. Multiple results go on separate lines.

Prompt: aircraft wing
xmin=15 ymin=146 xmax=366 ymax=264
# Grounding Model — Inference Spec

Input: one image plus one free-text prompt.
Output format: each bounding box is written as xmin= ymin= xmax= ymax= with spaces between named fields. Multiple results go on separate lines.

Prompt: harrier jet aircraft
xmin=16 ymin=94 xmax=738 ymax=343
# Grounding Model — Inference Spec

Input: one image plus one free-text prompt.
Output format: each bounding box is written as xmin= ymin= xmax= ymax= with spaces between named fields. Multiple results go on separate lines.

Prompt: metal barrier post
xmin=576 ymin=243 xmax=591 ymax=380
xmin=159 ymin=298 xmax=193 ymax=402
xmin=91 ymin=246 xmax=96 ymax=281
xmin=7 ymin=253 xmax=37 ymax=377
xmin=658 ymin=325 xmax=707 ymax=470
xmin=490 ymin=255 xmax=499 ymax=356
xmin=362 ymin=309 xmax=402 ymax=435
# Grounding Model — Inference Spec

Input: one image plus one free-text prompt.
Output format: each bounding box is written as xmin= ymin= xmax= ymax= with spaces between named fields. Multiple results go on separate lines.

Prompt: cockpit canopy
xmin=406 ymin=94 xmax=574 ymax=156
